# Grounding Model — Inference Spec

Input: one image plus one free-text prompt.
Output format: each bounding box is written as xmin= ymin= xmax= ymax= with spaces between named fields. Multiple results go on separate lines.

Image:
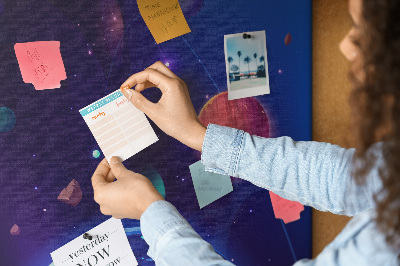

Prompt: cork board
xmin=312 ymin=0 xmax=353 ymax=257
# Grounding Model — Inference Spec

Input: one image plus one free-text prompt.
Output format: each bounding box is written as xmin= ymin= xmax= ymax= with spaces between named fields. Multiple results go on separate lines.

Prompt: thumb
xmin=123 ymin=89 xmax=154 ymax=114
xmin=109 ymin=156 xmax=128 ymax=178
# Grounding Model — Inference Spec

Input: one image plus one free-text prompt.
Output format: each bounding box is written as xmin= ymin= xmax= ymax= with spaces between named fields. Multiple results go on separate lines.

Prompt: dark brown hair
xmin=349 ymin=0 xmax=400 ymax=251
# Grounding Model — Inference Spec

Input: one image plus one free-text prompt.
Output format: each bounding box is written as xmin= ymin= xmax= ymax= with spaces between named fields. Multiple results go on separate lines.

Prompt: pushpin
xmin=83 ymin=233 xmax=93 ymax=240
xmin=243 ymin=33 xmax=252 ymax=39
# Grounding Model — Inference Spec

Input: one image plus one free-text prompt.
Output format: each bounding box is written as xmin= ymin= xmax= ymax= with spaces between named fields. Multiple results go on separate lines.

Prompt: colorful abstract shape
xmin=269 ymin=192 xmax=304 ymax=223
xmin=57 ymin=179 xmax=82 ymax=207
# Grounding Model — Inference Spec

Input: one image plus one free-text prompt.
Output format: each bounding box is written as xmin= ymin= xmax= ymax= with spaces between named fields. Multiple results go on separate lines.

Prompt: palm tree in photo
xmin=260 ymin=55 xmax=265 ymax=71
xmin=244 ymin=56 xmax=251 ymax=78
xmin=237 ymin=51 xmax=242 ymax=77
xmin=228 ymin=56 xmax=234 ymax=73
xmin=253 ymin=53 xmax=258 ymax=70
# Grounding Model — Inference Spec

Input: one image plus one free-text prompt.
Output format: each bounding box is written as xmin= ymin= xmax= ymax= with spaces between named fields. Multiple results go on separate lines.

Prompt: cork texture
xmin=312 ymin=0 xmax=353 ymax=257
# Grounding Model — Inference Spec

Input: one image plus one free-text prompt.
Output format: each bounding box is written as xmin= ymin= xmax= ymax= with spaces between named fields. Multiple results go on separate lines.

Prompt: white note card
xmin=51 ymin=218 xmax=138 ymax=266
xmin=79 ymin=89 xmax=158 ymax=163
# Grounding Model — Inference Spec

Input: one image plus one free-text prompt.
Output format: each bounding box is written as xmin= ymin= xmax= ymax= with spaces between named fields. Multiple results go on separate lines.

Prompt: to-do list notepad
xmin=80 ymin=90 xmax=158 ymax=162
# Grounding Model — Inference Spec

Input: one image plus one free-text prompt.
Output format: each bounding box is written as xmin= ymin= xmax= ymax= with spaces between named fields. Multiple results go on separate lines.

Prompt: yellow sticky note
xmin=137 ymin=0 xmax=191 ymax=44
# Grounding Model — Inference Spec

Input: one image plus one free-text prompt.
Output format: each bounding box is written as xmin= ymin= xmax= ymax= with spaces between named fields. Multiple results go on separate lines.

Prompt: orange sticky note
xmin=269 ymin=191 xmax=304 ymax=224
xmin=137 ymin=0 xmax=191 ymax=44
xmin=14 ymin=41 xmax=67 ymax=90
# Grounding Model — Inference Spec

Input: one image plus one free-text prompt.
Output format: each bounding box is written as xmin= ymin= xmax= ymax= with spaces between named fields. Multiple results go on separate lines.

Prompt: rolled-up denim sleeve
xmin=140 ymin=200 xmax=235 ymax=265
xmin=201 ymin=123 xmax=383 ymax=216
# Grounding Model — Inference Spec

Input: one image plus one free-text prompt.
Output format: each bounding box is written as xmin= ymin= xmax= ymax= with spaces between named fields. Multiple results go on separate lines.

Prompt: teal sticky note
xmin=189 ymin=161 xmax=233 ymax=209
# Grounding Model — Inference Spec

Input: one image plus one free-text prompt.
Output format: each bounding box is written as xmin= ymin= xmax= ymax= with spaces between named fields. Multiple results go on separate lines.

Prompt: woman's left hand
xmin=91 ymin=157 xmax=164 ymax=220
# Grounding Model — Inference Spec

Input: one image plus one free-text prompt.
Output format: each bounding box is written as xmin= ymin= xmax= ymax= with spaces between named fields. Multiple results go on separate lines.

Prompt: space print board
xmin=224 ymin=30 xmax=270 ymax=100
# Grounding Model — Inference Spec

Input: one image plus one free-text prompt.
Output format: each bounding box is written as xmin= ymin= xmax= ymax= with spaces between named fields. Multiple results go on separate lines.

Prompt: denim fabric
xmin=140 ymin=123 xmax=399 ymax=265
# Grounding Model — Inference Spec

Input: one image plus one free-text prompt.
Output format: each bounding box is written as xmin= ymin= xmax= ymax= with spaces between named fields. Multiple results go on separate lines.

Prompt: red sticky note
xmin=269 ymin=191 xmax=304 ymax=224
xmin=14 ymin=41 xmax=67 ymax=90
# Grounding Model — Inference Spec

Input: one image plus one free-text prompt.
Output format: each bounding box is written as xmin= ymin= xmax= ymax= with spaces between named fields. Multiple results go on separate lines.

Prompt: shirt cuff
xmin=140 ymin=200 xmax=192 ymax=259
xmin=201 ymin=123 xmax=245 ymax=176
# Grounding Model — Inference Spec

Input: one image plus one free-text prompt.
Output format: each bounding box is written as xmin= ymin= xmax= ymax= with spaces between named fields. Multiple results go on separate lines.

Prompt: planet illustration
xmin=197 ymin=92 xmax=270 ymax=184
xmin=198 ymin=91 xmax=302 ymax=223
xmin=92 ymin=149 xmax=101 ymax=158
xmin=198 ymin=91 xmax=270 ymax=138
xmin=139 ymin=165 xmax=166 ymax=199
xmin=285 ymin=33 xmax=292 ymax=45
xmin=180 ymin=0 xmax=204 ymax=19
xmin=0 ymin=107 xmax=16 ymax=132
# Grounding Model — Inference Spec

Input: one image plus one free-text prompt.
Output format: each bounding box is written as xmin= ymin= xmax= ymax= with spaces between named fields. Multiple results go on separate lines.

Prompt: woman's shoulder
xmin=322 ymin=209 xmax=399 ymax=265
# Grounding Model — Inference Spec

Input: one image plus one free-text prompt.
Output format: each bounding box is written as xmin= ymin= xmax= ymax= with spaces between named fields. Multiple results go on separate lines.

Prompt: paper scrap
xmin=189 ymin=161 xmax=233 ymax=209
xmin=137 ymin=0 xmax=191 ymax=44
xmin=51 ymin=218 xmax=138 ymax=266
xmin=10 ymin=224 xmax=20 ymax=235
xmin=57 ymin=179 xmax=82 ymax=207
xmin=79 ymin=90 xmax=158 ymax=163
xmin=14 ymin=41 xmax=67 ymax=90
xmin=269 ymin=192 xmax=304 ymax=224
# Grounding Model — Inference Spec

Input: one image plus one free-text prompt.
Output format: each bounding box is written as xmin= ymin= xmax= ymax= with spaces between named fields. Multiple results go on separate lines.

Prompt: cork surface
xmin=312 ymin=0 xmax=353 ymax=258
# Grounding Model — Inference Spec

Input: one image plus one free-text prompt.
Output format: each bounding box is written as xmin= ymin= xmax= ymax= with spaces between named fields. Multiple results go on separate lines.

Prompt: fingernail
xmin=125 ymin=89 xmax=133 ymax=100
xmin=110 ymin=156 xmax=121 ymax=165
xmin=120 ymin=85 xmax=130 ymax=92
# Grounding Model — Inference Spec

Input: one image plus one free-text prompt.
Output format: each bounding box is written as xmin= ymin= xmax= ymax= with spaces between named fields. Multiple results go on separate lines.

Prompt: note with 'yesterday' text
xmin=51 ymin=218 xmax=138 ymax=266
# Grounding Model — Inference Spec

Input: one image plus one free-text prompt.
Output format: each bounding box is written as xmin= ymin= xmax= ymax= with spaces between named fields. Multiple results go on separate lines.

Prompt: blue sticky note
xmin=189 ymin=161 xmax=233 ymax=209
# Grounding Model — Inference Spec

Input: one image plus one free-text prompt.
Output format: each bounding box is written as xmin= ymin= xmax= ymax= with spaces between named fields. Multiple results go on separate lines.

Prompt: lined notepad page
xmin=79 ymin=90 xmax=158 ymax=162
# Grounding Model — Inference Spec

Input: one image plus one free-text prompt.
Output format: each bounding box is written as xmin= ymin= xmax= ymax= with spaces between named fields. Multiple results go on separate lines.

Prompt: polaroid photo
xmin=224 ymin=30 xmax=270 ymax=100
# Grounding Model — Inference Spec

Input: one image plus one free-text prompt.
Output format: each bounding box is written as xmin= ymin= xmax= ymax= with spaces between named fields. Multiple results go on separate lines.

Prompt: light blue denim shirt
xmin=140 ymin=124 xmax=399 ymax=265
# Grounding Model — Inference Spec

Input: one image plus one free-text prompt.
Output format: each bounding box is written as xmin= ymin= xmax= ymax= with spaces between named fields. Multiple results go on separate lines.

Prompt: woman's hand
xmin=91 ymin=157 xmax=164 ymax=220
xmin=120 ymin=61 xmax=207 ymax=152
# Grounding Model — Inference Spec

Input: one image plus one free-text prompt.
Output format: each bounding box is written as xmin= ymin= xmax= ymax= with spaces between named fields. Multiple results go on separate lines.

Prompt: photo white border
xmin=224 ymin=30 xmax=270 ymax=100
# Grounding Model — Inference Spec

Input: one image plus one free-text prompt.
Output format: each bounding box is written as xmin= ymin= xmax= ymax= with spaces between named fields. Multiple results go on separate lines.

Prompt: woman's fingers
xmin=92 ymin=159 xmax=110 ymax=198
xmin=147 ymin=61 xmax=179 ymax=79
xmin=120 ymin=68 xmax=175 ymax=94
xmin=135 ymin=82 xmax=156 ymax=92
xmin=105 ymin=169 xmax=116 ymax=183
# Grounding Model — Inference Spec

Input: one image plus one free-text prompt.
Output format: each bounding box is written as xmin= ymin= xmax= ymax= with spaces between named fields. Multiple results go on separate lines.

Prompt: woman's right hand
xmin=120 ymin=61 xmax=207 ymax=152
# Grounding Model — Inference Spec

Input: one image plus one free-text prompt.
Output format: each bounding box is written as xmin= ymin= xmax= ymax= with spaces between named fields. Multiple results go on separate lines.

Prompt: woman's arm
xmin=141 ymin=200 xmax=235 ymax=265
xmin=201 ymin=124 xmax=384 ymax=216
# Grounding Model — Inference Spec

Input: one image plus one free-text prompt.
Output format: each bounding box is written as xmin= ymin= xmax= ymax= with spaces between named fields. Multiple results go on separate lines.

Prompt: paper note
xmin=14 ymin=41 xmax=67 ymax=90
xmin=269 ymin=192 xmax=304 ymax=224
xmin=51 ymin=218 xmax=138 ymax=266
xmin=79 ymin=90 xmax=158 ymax=163
xmin=189 ymin=161 xmax=233 ymax=209
xmin=137 ymin=0 xmax=191 ymax=44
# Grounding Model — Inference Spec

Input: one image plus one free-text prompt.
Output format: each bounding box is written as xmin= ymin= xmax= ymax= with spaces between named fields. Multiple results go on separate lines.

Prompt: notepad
xmin=14 ymin=41 xmax=67 ymax=90
xmin=137 ymin=0 xmax=191 ymax=43
xmin=189 ymin=161 xmax=233 ymax=209
xmin=79 ymin=90 xmax=158 ymax=163
xmin=51 ymin=218 xmax=138 ymax=266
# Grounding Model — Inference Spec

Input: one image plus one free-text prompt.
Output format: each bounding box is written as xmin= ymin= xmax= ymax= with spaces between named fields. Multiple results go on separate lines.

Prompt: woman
xmin=91 ymin=0 xmax=400 ymax=264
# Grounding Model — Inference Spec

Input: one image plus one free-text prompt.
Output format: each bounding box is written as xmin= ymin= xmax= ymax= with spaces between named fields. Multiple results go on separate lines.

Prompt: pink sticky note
xmin=14 ymin=41 xmax=67 ymax=90
xmin=269 ymin=191 xmax=304 ymax=224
